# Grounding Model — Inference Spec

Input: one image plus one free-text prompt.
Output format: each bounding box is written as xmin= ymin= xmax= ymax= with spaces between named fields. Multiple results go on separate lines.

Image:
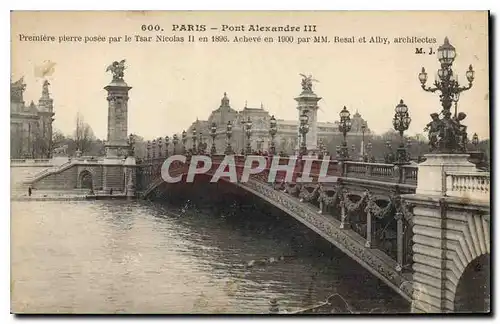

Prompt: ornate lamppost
xmin=181 ymin=130 xmax=187 ymax=154
xmin=225 ymin=121 xmax=233 ymax=155
xmin=472 ymin=132 xmax=479 ymax=149
xmin=269 ymin=115 xmax=277 ymax=155
xmin=151 ymin=139 xmax=156 ymax=160
xmin=338 ymin=106 xmax=352 ymax=161
xmin=165 ymin=136 xmax=170 ymax=157
xmin=418 ymin=37 xmax=475 ymax=153
xmin=128 ymin=133 xmax=135 ymax=157
xmin=384 ymin=140 xmax=394 ymax=164
xmin=172 ymin=134 xmax=179 ymax=155
xmin=157 ymin=137 xmax=163 ymax=158
xmin=406 ymin=138 xmax=413 ymax=161
xmin=469 ymin=133 xmax=488 ymax=170
xmin=365 ymin=142 xmax=373 ymax=162
xmin=210 ymin=122 xmax=217 ymax=155
xmin=192 ymin=127 xmax=197 ymax=153
xmin=318 ymin=139 xmax=326 ymax=157
xmin=392 ymin=99 xmax=412 ymax=165
xmin=299 ymin=111 xmax=309 ymax=156
xmin=198 ymin=131 xmax=204 ymax=154
xmin=245 ymin=117 xmax=253 ymax=155
xmin=361 ymin=122 xmax=367 ymax=159
xmin=146 ymin=140 xmax=151 ymax=160
xmin=469 ymin=132 xmax=486 ymax=170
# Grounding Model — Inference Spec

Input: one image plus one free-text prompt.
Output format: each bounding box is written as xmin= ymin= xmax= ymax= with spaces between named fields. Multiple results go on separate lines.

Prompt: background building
xmin=10 ymin=78 xmax=54 ymax=159
xmin=182 ymin=92 xmax=371 ymax=155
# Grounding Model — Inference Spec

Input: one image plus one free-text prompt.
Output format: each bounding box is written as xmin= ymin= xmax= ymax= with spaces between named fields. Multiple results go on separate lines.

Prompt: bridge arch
xmin=453 ymin=253 xmax=490 ymax=313
xmin=143 ymin=167 xmax=413 ymax=303
xmin=78 ymin=169 xmax=94 ymax=189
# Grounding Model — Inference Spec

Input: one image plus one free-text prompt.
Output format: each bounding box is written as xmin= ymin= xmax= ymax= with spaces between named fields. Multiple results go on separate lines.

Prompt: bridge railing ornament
xmin=395 ymin=198 xmax=414 ymax=273
xmin=317 ymin=186 xmax=340 ymax=214
xmin=298 ymin=184 xmax=321 ymax=203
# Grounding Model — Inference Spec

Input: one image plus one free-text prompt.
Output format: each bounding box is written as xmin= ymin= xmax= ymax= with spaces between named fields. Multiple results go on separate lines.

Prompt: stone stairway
xmin=11 ymin=166 xmax=52 ymax=189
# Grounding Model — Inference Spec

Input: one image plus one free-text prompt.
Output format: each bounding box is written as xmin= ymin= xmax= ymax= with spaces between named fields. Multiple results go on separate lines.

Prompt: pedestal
xmin=105 ymin=143 xmax=130 ymax=159
xmin=416 ymin=154 xmax=477 ymax=197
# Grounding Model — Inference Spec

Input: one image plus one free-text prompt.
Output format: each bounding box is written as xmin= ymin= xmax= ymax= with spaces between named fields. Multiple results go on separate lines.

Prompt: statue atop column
xmin=106 ymin=59 xmax=126 ymax=82
xmin=41 ymin=80 xmax=50 ymax=98
xmin=300 ymin=73 xmax=318 ymax=93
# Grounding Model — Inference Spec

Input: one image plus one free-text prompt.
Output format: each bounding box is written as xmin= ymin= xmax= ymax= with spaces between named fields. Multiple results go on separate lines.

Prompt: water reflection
xmin=11 ymin=185 xmax=409 ymax=314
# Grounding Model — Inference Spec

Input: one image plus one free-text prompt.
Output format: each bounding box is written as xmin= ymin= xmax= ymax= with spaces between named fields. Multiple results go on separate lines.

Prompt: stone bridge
xmin=22 ymin=153 xmax=490 ymax=313
xmin=139 ymin=155 xmax=418 ymax=303
xmin=137 ymin=154 xmax=490 ymax=313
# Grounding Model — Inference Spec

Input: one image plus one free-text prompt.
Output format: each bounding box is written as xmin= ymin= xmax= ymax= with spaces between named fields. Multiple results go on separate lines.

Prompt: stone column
xmin=102 ymin=61 xmax=133 ymax=193
xmin=38 ymin=80 xmax=55 ymax=158
xmin=294 ymin=86 xmax=321 ymax=155
xmin=104 ymin=78 xmax=132 ymax=159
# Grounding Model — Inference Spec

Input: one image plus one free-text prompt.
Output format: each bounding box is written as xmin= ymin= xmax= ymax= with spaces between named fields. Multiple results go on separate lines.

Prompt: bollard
xmin=269 ymin=298 xmax=279 ymax=314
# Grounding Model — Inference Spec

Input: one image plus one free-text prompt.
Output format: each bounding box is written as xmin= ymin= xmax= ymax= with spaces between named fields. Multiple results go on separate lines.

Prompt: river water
xmin=11 ymin=184 xmax=409 ymax=314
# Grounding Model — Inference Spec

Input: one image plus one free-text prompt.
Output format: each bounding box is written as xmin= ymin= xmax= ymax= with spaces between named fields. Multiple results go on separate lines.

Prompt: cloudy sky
xmin=11 ymin=11 xmax=489 ymax=140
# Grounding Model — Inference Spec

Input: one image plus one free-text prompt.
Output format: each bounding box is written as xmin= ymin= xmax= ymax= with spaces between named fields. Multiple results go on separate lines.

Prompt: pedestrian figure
xmin=110 ymin=188 xmax=113 ymax=195
xmin=28 ymin=186 xmax=32 ymax=197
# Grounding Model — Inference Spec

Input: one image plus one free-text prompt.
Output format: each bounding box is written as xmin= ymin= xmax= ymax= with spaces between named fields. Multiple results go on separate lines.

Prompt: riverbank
xmin=11 ymin=190 xmax=134 ymax=202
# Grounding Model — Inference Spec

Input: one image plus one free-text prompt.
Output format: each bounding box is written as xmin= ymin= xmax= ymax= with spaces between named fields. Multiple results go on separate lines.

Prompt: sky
xmin=11 ymin=11 xmax=489 ymax=140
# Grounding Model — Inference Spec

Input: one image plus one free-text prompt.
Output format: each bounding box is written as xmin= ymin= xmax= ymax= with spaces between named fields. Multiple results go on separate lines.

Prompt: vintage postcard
xmin=10 ymin=11 xmax=490 ymax=314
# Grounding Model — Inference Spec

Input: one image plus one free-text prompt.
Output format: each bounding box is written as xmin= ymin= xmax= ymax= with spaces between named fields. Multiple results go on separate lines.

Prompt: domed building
xmin=180 ymin=90 xmax=371 ymax=156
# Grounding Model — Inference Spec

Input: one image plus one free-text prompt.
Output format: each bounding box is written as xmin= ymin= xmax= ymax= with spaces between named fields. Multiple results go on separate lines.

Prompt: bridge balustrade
xmin=141 ymin=154 xmax=430 ymax=185
xmin=344 ymin=161 xmax=418 ymax=185
xmin=444 ymin=171 xmax=490 ymax=202
xmin=141 ymin=154 xmax=341 ymax=184
xmin=401 ymin=165 xmax=418 ymax=185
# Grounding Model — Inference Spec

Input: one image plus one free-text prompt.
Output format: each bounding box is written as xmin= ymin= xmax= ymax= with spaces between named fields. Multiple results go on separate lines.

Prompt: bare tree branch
xmin=73 ymin=112 xmax=95 ymax=154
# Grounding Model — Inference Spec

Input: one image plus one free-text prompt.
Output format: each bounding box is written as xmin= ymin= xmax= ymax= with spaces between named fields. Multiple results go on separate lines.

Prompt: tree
xmin=87 ymin=139 xmax=105 ymax=156
xmin=73 ymin=112 xmax=95 ymax=154
xmin=131 ymin=134 xmax=146 ymax=159
xmin=52 ymin=129 xmax=66 ymax=149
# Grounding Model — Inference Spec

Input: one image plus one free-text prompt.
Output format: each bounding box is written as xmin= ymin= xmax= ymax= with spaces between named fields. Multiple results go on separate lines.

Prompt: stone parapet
xmin=402 ymin=193 xmax=490 ymax=313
